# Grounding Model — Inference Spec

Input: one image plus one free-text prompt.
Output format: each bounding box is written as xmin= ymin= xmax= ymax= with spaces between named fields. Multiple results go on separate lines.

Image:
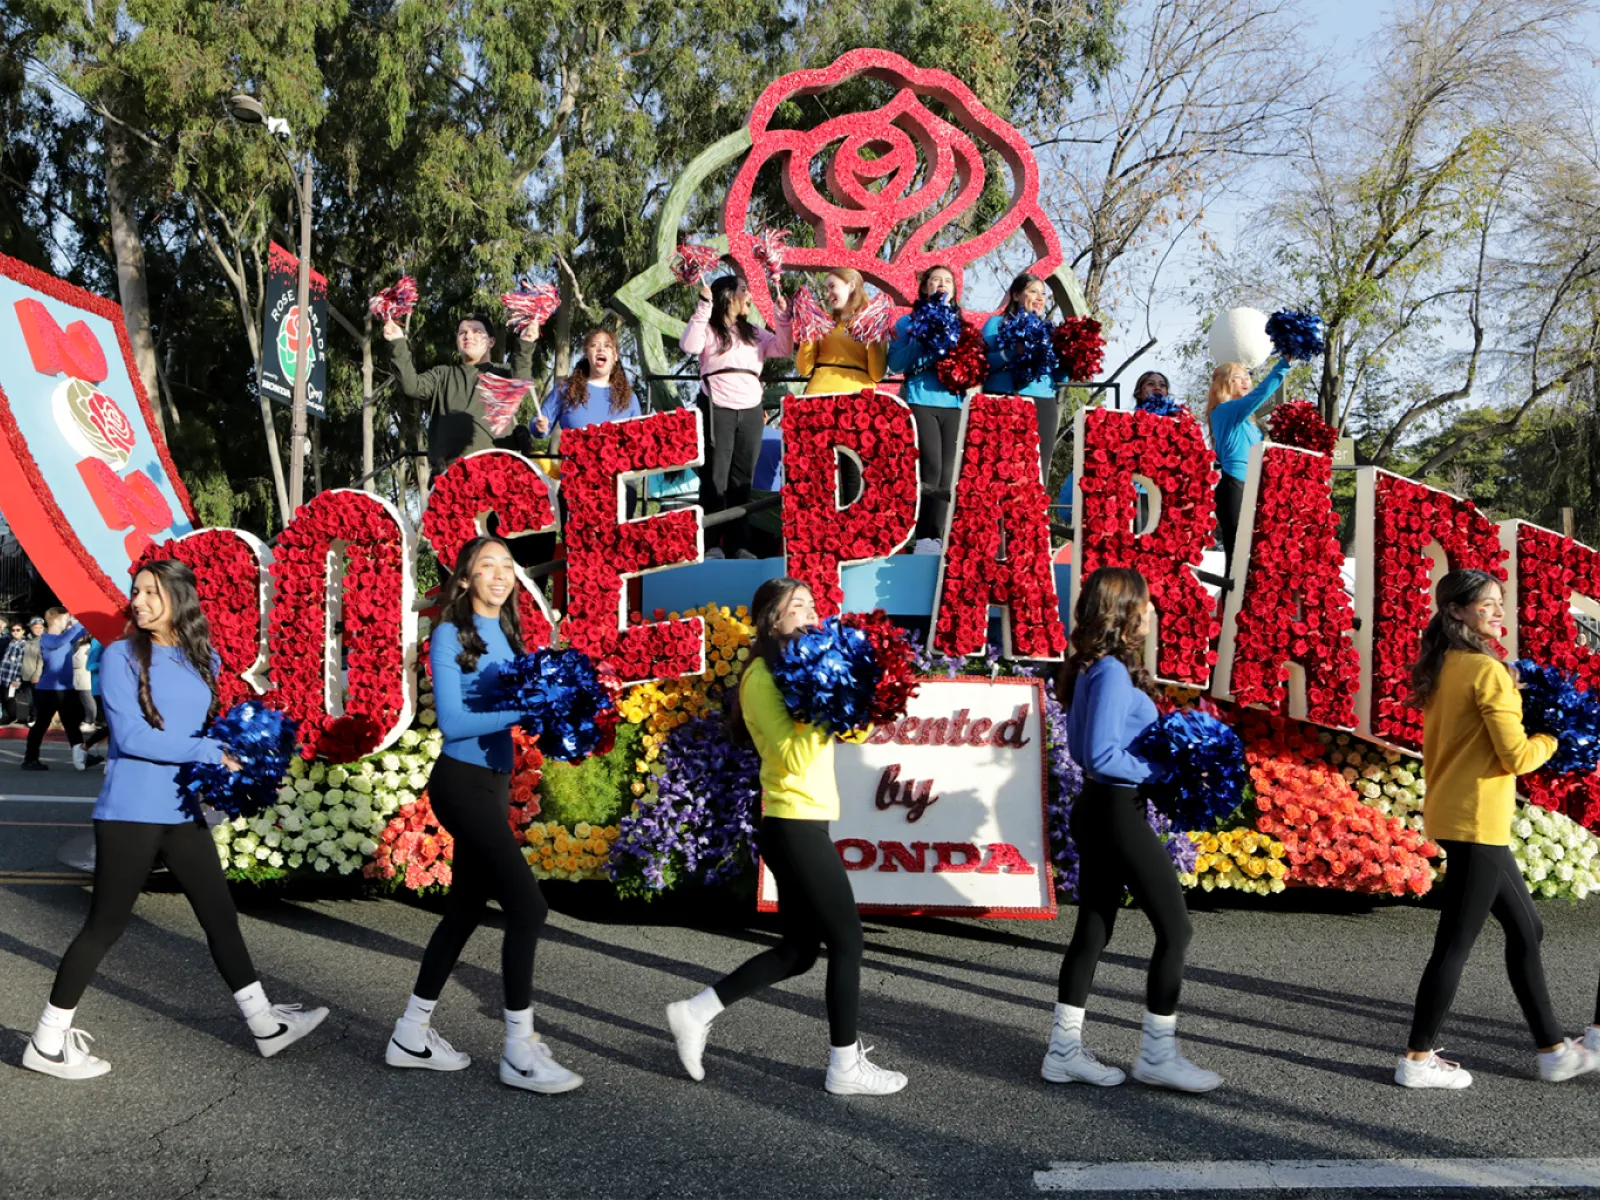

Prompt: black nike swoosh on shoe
xmin=30 ymin=1039 xmax=65 ymax=1064
xmin=390 ymin=1038 xmax=433 ymax=1060
xmin=256 ymin=1023 xmax=290 ymax=1041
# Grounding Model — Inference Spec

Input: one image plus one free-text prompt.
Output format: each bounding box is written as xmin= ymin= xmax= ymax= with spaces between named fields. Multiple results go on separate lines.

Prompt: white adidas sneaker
xmin=385 ymin=1019 xmax=471 ymax=1071
xmin=254 ymin=1003 xmax=329 ymax=1058
xmin=666 ymin=1000 xmax=711 ymax=1082
xmin=22 ymin=1028 xmax=111 ymax=1080
xmin=500 ymin=1036 xmax=583 ymax=1094
xmin=1395 ymin=1050 xmax=1472 ymax=1089
xmin=1538 ymin=1038 xmax=1600 ymax=1083
xmin=824 ymin=1043 xmax=908 ymax=1096
xmin=1041 ymin=1033 xmax=1125 ymax=1086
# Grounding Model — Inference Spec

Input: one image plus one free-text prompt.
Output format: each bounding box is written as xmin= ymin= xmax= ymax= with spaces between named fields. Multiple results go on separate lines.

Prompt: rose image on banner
xmin=53 ymin=379 xmax=135 ymax=470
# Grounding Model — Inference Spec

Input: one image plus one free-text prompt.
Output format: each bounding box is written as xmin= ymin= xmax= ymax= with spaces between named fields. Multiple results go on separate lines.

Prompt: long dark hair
xmin=128 ymin=559 xmax=217 ymax=730
xmin=1410 ymin=568 xmax=1505 ymax=708
xmin=918 ymin=264 xmax=962 ymax=316
xmin=437 ymin=536 xmax=526 ymax=672
xmin=1004 ymin=271 xmax=1047 ymax=317
xmin=561 ymin=329 xmax=633 ymax=416
xmin=708 ymin=274 xmax=760 ymax=354
xmin=1055 ymin=567 xmax=1159 ymax=705
xmin=728 ymin=575 xmax=812 ymax=746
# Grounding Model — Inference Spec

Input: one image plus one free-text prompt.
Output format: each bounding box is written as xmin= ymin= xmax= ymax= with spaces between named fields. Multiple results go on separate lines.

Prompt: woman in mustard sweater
xmin=1398 ymin=568 xmax=1595 ymax=1089
xmin=795 ymin=269 xmax=888 ymax=508
xmin=665 ymin=577 xmax=907 ymax=1097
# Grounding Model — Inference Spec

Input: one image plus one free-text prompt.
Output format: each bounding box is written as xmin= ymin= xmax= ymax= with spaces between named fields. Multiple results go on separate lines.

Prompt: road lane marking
xmin=0 ymin=794 xmax=98 ymax=804
xmin=0 ymin=871 xmax=93 ymax=885
xmin=1034 ymin=1158 xmax=1600 ymax=1192
xmin=0 ymin=821 xmax=92 ymax=827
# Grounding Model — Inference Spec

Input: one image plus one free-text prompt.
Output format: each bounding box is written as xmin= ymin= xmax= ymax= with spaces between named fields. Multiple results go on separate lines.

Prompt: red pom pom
xmin=841 ymin=610 xmax=920 ymax=724
xmin=1267 ymin=400 xmax=1338 ymax=456
xmin=671 ymin=243 xmax=723 ymax=287
xmin=936 ymin=320 xmax=988 ymax=391
xmin=790 ymin=286 xmax=834 ymax=344
xmin=368 ymin=276 xmax=418 ymax=322
xmin=750 ymin=227 xmax=789 ymax=280
xmin=1052 ymin=316 xmax=1105 ymax=382
xmin=500 ymin=283 xmax=560 ymax=337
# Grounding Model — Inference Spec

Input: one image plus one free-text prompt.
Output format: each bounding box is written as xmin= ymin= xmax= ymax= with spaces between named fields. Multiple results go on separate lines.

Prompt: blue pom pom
xmin=1136 ymin=394 xmax=1184 ymax=418
xmin=771 ymin=618 xmax=879 ymax=737
xmin=997 ymin=311 xmax=1056 ymax=388
xmin=1513 ymin=659 xmax=1600 ymax=775
xmin=177 ymin=701 xmax=300 ymax=820
xmin=905 ymin=296 xmax=962 ymax=357
xmin=496 ymin=647 xmax=618 ymax=763
xmin=1129 ymin=709 xmax=1247 ymax=831
xmin=1265 ymin=309 xmax=1325 ymax=361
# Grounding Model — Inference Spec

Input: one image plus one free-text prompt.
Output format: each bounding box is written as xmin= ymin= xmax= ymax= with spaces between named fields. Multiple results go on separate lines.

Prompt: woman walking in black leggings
xmin=385 ymin=536 xmax=577 ymax=1094
xmin=23 ymin=560 xmax=326 ymax=1079
xmin=1397 ymin=568 xmax=1596 ymax=1088
xmin=666 ymin=577 xmax=906 ymax=1095
xmin=1050 ymin=567 xmax=1220 ymax=1093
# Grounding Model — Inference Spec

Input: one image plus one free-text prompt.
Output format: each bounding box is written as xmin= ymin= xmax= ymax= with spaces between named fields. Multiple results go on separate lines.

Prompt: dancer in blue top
xmin=386 ymin=535 xmax=582 ymax=1095
xmin=887 ymin=264 xmax=966 ymax=551
xmin=22 ymin=606 xmax=89 ymax=770
xmin=1205 ymin=357 xmax=1289 ymax=573
xmin=981 ymin=272 xmax=1061 ymax=482
xmin=24 ymin=559 xmax=327 ymax=1080
xmin=533 ymin=328 xmax=641 ymax=434
xmin=1048 ymin=567 xmax=1221 ymax=1094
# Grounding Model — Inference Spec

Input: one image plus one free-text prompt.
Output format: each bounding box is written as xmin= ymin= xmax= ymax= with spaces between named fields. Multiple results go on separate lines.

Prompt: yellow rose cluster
xmin=522 ymin=820 xmax=620 ymax=881
xmin=1182 ymin=828 xmax=1288 ymax=895
xmin=616 ymin=603 xmax=754 ymax=771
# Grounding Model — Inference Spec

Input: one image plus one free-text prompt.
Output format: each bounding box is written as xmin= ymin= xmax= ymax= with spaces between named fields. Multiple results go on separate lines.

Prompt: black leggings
xmin=1216 ymin=472 xmax=1245 ymax=578
xmin=714 ymin=817 xmax=863 ymax=1046
xmin=51 ymin=819 xmax=257 ymax=1009
xmin=1058 ymin=782 xmax=1193 ymax=1015
xmin=414 ymin=755 xmax=547 ymax=1011
xmin=698 ymin=399 xmax=765 ymax=557
xmin=1408 ymin=840 xmax=1562 ymax=1051
xmin=25 ymin=688 xmax=83 ymax=762
xmin=912 ymin=405 xmax=961 ymax=539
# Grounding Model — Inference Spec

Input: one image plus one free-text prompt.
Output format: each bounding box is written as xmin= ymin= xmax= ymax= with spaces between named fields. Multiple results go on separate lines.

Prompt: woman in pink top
xmin=681 ymin=275 xmax=792 ymax=558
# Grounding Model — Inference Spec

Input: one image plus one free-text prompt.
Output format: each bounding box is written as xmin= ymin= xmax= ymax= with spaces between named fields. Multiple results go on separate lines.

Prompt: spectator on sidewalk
xmin=1 ymin=620 xmax=26 ymax=725
xmin=19 ymin=615 xmax=44 ymax=726
xmin=72 ymin=634 xmax=105 ymax=766
xmin=23 ymin=608 xmax=88 ymax=772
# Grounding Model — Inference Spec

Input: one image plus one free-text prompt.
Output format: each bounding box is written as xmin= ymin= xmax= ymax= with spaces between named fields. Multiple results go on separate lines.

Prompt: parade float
xmin=2 ymin=50 xmax=1599 ymax=913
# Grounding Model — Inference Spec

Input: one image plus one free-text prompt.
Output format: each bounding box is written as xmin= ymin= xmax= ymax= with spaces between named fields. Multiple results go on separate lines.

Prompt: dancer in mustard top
xmin=795 ymin=269 xmax=888 ymax=507
xmin=1397 ymin=568 xmax=1597 ymax=1089
xmin=665 ymin=577 xmax=907 ymax=1096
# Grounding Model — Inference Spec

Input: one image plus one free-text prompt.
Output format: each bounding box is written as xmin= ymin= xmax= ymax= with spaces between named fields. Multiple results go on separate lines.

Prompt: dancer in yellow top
xmin=795 ymin=268 xmax=887 ymax=396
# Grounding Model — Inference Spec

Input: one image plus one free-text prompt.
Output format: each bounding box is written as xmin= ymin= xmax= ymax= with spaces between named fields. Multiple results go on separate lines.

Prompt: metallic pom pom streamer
xmin=368 ymin=276 xmax=418 ymax=323
xmin=177 ymin=701 xmax=300 ymax=820
xmin=1265 ymin=310 xmax=1326 ymax=361
xmin=1514 ymin=659 xmax=1600 ymax=775
xmin=497 ymin=647 xmax=621 ymax=763
xmin=789 ymin=286 xmax=834 ymax=344
xmin=670 ymin=243 xmax=724 ymax=287
xmin=1267 ymin=399 xmax=1338 ymax=455
xmin=772 ymin=618 xmax=880 ymax=738
xmin=500 ymin=281 xmax=560 ymax=337
xmin=936 ymin=321 xmax=989 ymax=392
xmin=1129 ymin=709 xmax=1248 ymax=832
xmin=1052 ymin=316 xmax=1105 ymax=382
xmin=997 ymin=310 xmax=1056 ymax=389
xmin=905 ymin=296 xmax=962 ymax=356
xmin=849 ymin=293 xmax=895 ymax=344
xmin=840 ymin=611 xmax=919 ymax=725
xmin=751 ymin=227 xmax=790 ymax=280
xmin=475 ymin=375 xmax=535 ymax=437
xmin=1136 ymin=394 xmax=1184 ymax=418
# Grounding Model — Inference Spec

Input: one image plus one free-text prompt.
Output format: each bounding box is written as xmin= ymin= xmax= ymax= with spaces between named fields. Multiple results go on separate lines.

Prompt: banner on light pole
xmin=261 ymin=241 xmax=328 ymax=421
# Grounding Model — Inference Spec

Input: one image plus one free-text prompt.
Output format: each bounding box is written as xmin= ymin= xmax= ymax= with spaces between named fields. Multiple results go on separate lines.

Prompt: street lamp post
xmin=229 ymin=94 xmax=315 ymax=516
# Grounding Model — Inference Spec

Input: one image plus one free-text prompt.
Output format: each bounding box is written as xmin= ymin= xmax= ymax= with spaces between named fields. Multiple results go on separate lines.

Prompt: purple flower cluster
xmin=608 ymin=716 xmax=762 ymax=892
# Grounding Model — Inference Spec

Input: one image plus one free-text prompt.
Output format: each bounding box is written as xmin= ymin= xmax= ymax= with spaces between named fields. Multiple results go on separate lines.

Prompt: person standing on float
xmin=981 ymin=272 xmax=1063 ymax=483
xmin=1205 ymin=357 xmax=1288 ymax=575
xmin=680 ymin=275 xmax=792 ymax=559
xmin=795 ymin=268 xmax=887 ymax=507
xmin=23 ymin=560 xmax=328 ymax=1080
xmin=385 ymin=535 xmax=582 ymax=1095
xmin=887 ymin=264 xmax=964 ymax=556
xmin=1396 ymin=568 xmax=1597 ymax=1088
xmin=1049 ymin=566 xmax=1221 ymax=1093
xmin=666 ymin=576 xmax=907 ymax=1096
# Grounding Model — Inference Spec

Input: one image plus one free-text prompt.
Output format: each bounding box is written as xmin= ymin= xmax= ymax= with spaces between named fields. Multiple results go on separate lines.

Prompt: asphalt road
xmin=3 ymin=740 xmax=1600 ymax=1199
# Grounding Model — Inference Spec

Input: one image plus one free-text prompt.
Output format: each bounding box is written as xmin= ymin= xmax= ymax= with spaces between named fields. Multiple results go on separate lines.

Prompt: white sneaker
xmin=1585 ymin=1027 xmax=1600 ymax=1054
xmin=500 ymin=1036 xmax=583 ymax=1094
xmin=913 ymin=538 xmax=942 ymax=556
xmin=1539 ymin=1038 xmax=1600 ymax=1083
xmin=255 ymin=1003 xmax=329 ymax=1058
xmin=72 ymin=744 xmax=86 ymax=771
xmin=22 ymin=1028 xmax=110 ymax=1080
xmin=1395 ymin=1049 xmax=1472 ymax=1089
xmin=666 ymin=1000 xmax=710 ymax=1082
xmin=1133 ymin=1035 xmax=1222 ymax=1093
xmin=386 ymin=1019 xmax=471 ymax=1071
xmin=824 ymin=1043 xmax=907 ymax=1096
xmin=1042 ymin=1034 xmax=1125 ymax=1086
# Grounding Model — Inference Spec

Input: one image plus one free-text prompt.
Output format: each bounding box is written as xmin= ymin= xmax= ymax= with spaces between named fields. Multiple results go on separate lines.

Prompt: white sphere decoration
xmin=1209 ymin=307 xmax=1272 ymax=368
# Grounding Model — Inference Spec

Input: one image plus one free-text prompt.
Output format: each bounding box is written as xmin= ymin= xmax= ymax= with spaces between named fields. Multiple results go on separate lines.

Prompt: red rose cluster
xmin=1227 ymin=447 xmax=1359 ymax=727
xmin=1265 ymin=400 xmax=1338 ymax=456
xmin=269 ymin=490 xmax=414 ymax=762
xmin=842 ymin=609 xmax=921 ymax=723
xmin=1513 ymin=523 xmax=1600 ymax=829
xmin=137 ymin=529 xmax=268 ymax=712
xmin=559 ymin=410 xmax=706 ymax=682
xmin=933 ymin=395 xmax=1067 ymax=658
xmin=1051 ymin=317 xmax=1105 ymax=383
xmin=421 ymin=450 xmax=557 ymax=649
xmin=781 ymin=390 xmax=918 ymax=617
xmin=1367 ymin=471 xmax=1505 ymax=748
xmin=1241 ymin=710 xmax=1437 ymax=896
xmin=1076 ymin=408 xmax=1218 ymax=683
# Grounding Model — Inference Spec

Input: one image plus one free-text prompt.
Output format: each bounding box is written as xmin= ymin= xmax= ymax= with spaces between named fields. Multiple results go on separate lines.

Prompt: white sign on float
xmin=759 ymin=677 xmax=1056 ymax=918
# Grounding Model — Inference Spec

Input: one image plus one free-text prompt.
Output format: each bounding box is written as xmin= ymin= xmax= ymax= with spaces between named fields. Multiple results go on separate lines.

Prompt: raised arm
xmin=508 ymin=327 xmax=535 ymax=381
xmin=1213 ymin=357 xmax=1289 ymax=430
xmin=680 ymin=299 xmax=713 ymax=356
xmin=741 ymin=666 xmax=831 ymax=778
xmin=386 ymin=337 xmax=443 ymax=402
xmin=1477 ymin=661 xmax=1559 ymax=776
xmin=428 ymin=625 xmax=523 ymax=741
xmin=100 ymin=646 xmax=224 ymax=767
xmin=759 ymin=309 xmax=794 ymax=359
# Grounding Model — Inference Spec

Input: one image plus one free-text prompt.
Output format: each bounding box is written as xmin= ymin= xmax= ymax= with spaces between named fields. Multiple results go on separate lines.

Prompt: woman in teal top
xmin=981 ymin=272 xmax=1061 ymax=482
xmin=887 ymin=265 xmax=965 ymax=547
xmin=1205 ymin=356 xmax=1289 ymax=574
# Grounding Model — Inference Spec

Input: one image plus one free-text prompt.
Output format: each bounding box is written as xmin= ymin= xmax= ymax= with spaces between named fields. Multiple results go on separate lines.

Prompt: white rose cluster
xmin=1511 ymin=804 xmax=1600 ymax=902
xmin=212 ymin=723 xmax=444 ymax=879
xmin=1320 ymin=732 xmax=1426 ymax=835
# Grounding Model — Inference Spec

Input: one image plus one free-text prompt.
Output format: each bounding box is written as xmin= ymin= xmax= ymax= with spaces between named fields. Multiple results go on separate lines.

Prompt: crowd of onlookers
xmin=0 ymin=610 xmax=105 ymax=771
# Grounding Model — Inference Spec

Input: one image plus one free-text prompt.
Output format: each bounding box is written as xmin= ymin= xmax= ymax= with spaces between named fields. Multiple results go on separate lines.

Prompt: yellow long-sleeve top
xmin=740 ymin=657 xmax=841 ymax=821
xmin=796 ymin=323 xmax=887 ymax=395
xmin=1422 ymin=650 xmax=1558 ymax=846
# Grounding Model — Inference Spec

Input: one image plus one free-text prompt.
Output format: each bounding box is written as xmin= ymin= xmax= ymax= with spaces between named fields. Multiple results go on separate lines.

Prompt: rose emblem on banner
xmin=52 ymin=377 xmax=134 ymax=470
xmin=276 ymin=305 xmax=316 ymax=382
xmin=724 ymin=49 xmax=1065 ymax=325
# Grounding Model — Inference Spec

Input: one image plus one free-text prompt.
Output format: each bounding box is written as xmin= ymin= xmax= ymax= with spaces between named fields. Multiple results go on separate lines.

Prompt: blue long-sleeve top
xmin=430 ymin=614 xmax=522 ymax=772
xmin=1066 ymin=655 xmax=1158 ymax=786
xmin=1210 ymin=357 xmax=1289 ymax=481
xmin=38 ymin=621 xmax=86 ymax=690
xmin=981 ymin=314 xmax=1059 ymax=399
xmin=94 ymin=639 xmax=225 ymax=823
xmin=886 ymin=314 xmax=964 ymax=409
xmin=537 ymin=382 xmax=642 ymax=433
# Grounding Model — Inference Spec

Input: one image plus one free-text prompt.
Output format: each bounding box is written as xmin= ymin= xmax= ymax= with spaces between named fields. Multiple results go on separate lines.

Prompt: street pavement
xmin=3 ymin=739 xmax=1600 ymax=1198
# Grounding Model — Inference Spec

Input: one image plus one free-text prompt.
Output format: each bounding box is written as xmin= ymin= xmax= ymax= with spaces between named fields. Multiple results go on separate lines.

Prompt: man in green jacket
xmin=383 ymin=313 xmax=539 ymax=475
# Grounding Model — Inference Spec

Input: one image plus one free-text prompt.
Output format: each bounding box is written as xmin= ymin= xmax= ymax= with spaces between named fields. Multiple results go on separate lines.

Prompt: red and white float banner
xmin=759 ymin=677 xmax=1055 ymax=917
